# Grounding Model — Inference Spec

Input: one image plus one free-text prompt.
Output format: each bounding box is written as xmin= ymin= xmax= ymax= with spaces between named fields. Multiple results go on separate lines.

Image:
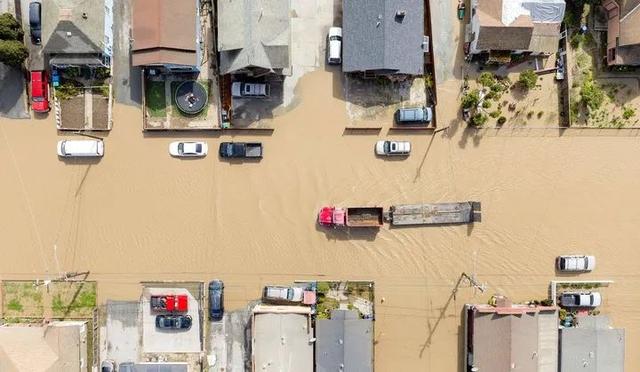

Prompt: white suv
xmin=327 ymin=27 xmax=342 ymax=65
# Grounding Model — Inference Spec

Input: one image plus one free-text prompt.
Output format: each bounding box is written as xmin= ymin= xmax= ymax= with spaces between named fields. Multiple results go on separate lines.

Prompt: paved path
xmin=0 ymin=64 xmax=28 ymax=119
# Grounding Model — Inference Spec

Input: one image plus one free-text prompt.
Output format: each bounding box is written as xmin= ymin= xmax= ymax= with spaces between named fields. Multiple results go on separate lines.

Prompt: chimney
xmin=396 ymin=10 xmax=406 ymax=20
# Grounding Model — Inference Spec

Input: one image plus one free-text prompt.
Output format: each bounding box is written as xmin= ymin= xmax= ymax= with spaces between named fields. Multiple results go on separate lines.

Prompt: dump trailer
xmin=386 ymin=201 xmax=481 ymax=226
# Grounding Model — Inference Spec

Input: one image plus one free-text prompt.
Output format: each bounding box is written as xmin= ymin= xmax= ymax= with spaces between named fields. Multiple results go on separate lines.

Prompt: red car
xmin=30 ymin=71 xmax=49 ymax=113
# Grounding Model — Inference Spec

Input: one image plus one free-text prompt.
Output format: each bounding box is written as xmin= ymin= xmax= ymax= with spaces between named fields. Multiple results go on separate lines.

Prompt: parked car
xmin=375 ymin=140 xmax=411 ymax=156
xmin=395 ymin=106 xmax=433 ymax=124
xmin=30 ymin=71 xmax=50 ymax=113
xmin=57 ymin=139 xmax=104 ymax=157
xmin=327 ymin=27 xmax=342 ymax=65
xmin=169 ymin=141 xmax=208 ymax=157
xmin=100 ymin=360 xmax=115 ymax=372
xmin=150 ymin=295 xmax=188 ymax=312
xmin=231 ymin=82 xmax=270 ymax=98
xmin=119 ymin=362 xmax=135 ymax=372
xmin=155 ymin=314 xmax=192 ymax=329
xmin=29 ymin=1 xmax=41 ymax=44
xmin=556 ymin=255 xmax=595 ymax=272
xmin=262 ymin=286 xmax=304 ymax=304
xmin=208 ymin=280 xmax=224 ymax=321
xmin=560 ymin=292 xmax=602 ymax=308
xmin=219 ymin=142 xmax=263 ymax=158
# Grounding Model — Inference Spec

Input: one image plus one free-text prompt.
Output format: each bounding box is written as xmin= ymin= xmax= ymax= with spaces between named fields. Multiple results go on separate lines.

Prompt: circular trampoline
xmin=174 ymin=81 xmax=208 ymax=115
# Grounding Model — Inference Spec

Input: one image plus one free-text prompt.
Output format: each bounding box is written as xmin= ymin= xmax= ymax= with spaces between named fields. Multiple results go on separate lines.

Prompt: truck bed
xmin=387 ymin=201 xmax=481 ymax=226
xmin=346 ymin=207 xmax=384 ymax=227
xmin=244 ymin=143 xmax=263 ymax=158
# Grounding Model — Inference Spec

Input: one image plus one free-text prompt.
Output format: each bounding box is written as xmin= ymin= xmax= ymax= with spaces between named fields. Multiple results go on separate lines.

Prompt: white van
xmin=57 ymin=139 xmax=104 ymax=157
xmin=327 ymin=27 xmax=342 ymax=65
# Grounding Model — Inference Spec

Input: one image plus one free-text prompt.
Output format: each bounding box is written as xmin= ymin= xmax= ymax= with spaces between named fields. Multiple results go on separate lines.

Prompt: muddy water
xmin=1 ymin=69 xmax=640 ymax=371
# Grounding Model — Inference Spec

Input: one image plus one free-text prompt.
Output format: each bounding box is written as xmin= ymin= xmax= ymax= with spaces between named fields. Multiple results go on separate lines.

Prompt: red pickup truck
xmin=150 ymin=295 xmax=188 ymax=312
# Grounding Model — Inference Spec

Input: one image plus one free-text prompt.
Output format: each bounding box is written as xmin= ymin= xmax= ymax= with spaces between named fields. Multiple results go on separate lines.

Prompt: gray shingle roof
xmin=343 ymin=0 xmax=424 ymax=75
xmin=217 ymin=0 xmax=290 ymax=75
xmin=560 ymin=316 xmax=625 ymax=372
xmin=316 ymin=310 xmax=373 ymax=372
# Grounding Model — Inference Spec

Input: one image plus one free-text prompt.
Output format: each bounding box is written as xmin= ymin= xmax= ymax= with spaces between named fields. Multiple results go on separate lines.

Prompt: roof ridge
xmin=620 ymin=1 xmax=640 ymax=21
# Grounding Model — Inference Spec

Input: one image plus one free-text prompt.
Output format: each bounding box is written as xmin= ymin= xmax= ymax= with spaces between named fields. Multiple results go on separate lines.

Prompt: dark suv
xmin=29 ymin=2 xmax=41 ymax=44
xmin=155 ymin=314 xmax=192 ymax=329
xmin=208 ymin=280 xmax=224 ymax=321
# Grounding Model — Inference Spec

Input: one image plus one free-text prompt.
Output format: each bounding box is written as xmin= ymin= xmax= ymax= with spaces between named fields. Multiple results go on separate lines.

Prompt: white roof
xmin=502 ymin=0 xmax=566 ymax=25
xmin=252 ymin=310 xmax=313 ymax=372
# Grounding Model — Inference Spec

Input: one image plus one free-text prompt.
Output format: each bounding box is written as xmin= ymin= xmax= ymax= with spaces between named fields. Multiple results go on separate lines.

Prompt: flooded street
xmin=1 ymin=68 xmax=640 ymax=370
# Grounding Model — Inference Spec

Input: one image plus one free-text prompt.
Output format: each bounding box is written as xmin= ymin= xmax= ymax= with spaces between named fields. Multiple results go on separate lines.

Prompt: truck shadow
xmin=315 ymin=223 xmax=379 ymax=241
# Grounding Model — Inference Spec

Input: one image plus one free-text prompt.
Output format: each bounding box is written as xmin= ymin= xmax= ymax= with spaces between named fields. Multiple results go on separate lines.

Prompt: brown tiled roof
xmin=132 ymin=0 xmax=197 ymax=66
xmin=476 ymin=26 xmax=533 ymax=51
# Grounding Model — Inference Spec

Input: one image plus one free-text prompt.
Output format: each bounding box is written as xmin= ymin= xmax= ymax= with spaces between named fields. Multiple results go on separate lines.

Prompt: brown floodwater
xmin=1 ymin=69 xmax=639 ymax=371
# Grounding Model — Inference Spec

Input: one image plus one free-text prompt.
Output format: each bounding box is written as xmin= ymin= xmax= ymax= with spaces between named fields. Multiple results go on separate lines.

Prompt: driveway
xmin=103 ymin=301 xmax=140 ymax=365
xmin=112 ymin=0 xmax=141 ymax=106
xmin=19 ymin=0 xmax=44 ymax=71
xmin=207 ymin=306 xmax=253 ymax=372
xmin=0 ymin=63 xmax=28 ymax=119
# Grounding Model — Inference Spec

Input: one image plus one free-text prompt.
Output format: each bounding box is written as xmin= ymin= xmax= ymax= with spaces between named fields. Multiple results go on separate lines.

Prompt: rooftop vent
xmin=396 ymin=10 xmax=406 ymax=19
xmin=66 ymin=31 xmax=72 ymax=37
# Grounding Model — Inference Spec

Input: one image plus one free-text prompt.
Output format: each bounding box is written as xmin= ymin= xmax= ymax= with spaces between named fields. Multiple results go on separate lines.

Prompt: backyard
xmin=565 ymin=2 xmax=640 ymax=127
xmin=2 ymin=280 xmax=96 ymax=320
xmin=316 ymin=281 xmax=374 ymax=320
xmin=461 ymin=61 xmax=562 ymax=128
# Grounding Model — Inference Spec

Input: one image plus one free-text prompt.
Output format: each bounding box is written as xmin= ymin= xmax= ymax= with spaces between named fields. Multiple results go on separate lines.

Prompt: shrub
xmin=580 ymin=79 xmax=605 ymax=110
xmin=622 ymin=106 xmax=636 ymax=120
xmin=0 ymin=13 xmax=24 ymax=40
xmin=0 ymin=39 xmax=28 ymax=67
xmin=482 ymin=100 xmax=492 ymax=109
xmin=497 ymin=116 xmax=507 ymax=125
xmin=489 ymin=110 xmax=501 ymax=118
xmin=470 ymin=113 xmax=488 ymax=127
xmin=537 ymin=111 xmax=544 ymax=119
xmin=94 ymin=67 xmax=111 ymax=81
xmin=461 ymin=89 xmax=480 ymax=109
xmin=518 ymin=69 xmax=538 ymax=90
xmin=56 ymin=83 xmax=82 ymax=100
xmin=478 ymin=72 xmax=495 ymax=87
xmin=527 ymin=111 xmax=534 ymax=118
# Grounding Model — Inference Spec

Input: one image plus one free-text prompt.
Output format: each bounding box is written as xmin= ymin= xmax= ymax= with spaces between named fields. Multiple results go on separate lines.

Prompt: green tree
xmin=0 ymin=13 xmax=23 ymax=41
xmin=0 ymin=39 xmax=28 ymax=67
xmin=478 ymin=72 xmax=495 ymax=87
xmin=461 ymin=89 xmax=480 ymax=109
xmin=518 ymin=69 xmax=538 ymax=90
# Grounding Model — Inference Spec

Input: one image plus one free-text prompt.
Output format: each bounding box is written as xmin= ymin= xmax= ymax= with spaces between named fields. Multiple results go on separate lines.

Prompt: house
xmin=0 ymin=321 xmax=88 ymax=372
xmin=217 ymin=0 xmax=291 ymax=77
xmin=316 ymin=309 xmax=373 ymax=372
xmin=469 ymin=0 xmax=565 ymax=60
xmin=464 ymin=297 xmax=559 ymax=372
xmin=132 ymin=0 xmax=201 ymax=71
xmin=251 ymin=305 xmax=313 ymax=372
xmin=42 ymin=0 xmax=113 ymax=67
xmin=559 ymin=315 xmax=624 ymax=372
xmin=603 ymin=0 xmax=640 ymax=66
xmin=343 ymin=0 xmax=425 ymax=76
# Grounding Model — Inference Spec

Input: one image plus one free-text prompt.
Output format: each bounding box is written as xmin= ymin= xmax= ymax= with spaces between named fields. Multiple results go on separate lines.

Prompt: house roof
xmin=618 ymin=0 xmax=640 ymax=46
xmin=217 ymin=0 xmax=290 ymax=75
xmin=42 ymin=0 xmax=105 ymax=56
xmin=466 ymin=304 xmax=558 ymax=372
xmin=252 ymin=307 xmax=313 ymax=372
xmin=316 ymin=310 xmax=373 ymax=372
xmin=342 ymin=0 xmax=424 ymax=75
xmin=132 ymin=0 xmax=198 ymax=66
xmin=474 ymin=0 xmax=564 ymax=53
xmin=0 ymin=321 xmax=87 ymax=372
xmin=559 ymin=316 xmax=625 ymax=372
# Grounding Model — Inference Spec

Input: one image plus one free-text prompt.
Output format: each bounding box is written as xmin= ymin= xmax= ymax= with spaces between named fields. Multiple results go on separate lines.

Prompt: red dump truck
xmin=150 ymin=295 xmax=188 ymax=312
xmin=318 ymin=206 xmax=384 ymax=228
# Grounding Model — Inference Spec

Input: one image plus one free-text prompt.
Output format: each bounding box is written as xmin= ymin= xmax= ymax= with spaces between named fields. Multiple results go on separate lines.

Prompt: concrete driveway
xmin=0 ymin=64 xmax=28 ymax=119
xmin=18 ymin=0 xmax=44 ymax=71
xmin=112 ymin=0 xmax=141 ymax=106
xmin=102 ymin=301 xmax=140 ymax=365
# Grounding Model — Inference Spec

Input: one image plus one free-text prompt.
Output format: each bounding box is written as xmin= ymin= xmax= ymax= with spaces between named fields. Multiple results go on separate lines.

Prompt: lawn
xmin=50 ymin=281 xmax=97 ymax=318
xmin=145 ymin=81 xmax=167 ymax=118
xmin=2 ymin=281 xmax=44 ymax=318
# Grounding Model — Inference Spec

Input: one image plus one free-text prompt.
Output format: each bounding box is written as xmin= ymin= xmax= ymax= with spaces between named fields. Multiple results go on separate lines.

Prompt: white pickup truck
xmin=556 ymin=255 xmax=595 ymax=272
xmin=231 ymin=82 xmax=270 ymax=98
xmin=262 ymin=286 xmax=304 ymax=304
